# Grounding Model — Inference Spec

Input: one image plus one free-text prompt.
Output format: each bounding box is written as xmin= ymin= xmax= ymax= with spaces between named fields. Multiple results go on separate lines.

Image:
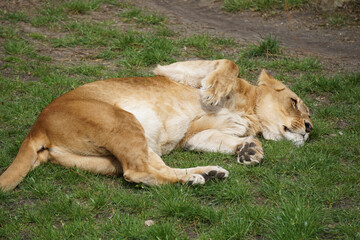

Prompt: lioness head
xmin=255 ymin=70 xmax=313 ymax=146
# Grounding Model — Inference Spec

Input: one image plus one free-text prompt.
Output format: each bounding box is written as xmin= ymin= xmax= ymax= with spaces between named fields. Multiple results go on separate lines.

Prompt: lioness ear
xmin=257 ymin=69 xmax=285 ymax=91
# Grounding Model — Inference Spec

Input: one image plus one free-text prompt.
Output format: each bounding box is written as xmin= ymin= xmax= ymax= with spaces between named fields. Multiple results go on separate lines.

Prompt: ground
xmin=132 ymin=0 xmax=360 ymax=72
xmin=0 ymin=0 xmax=359 ymax=239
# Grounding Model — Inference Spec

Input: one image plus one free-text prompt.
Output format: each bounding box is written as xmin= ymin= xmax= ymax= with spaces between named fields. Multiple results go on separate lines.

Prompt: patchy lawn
xmin=0 ymin=0 xmax=359 ymax=239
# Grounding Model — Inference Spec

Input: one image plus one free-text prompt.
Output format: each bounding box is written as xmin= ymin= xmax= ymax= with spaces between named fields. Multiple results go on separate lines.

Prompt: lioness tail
xmin=0 ymin=133 xmax=48 ymax=192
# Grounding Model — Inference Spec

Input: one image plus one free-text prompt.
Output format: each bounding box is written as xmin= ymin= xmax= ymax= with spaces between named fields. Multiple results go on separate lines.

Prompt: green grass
xmin=64 ymin=0 xmax=102 ymax=14
xmin=0 ymin=10 xmax=28 ymax=22
xmin=223 ymin=0 xmax=309 ymax=12
xmin=120 ymin=7 xmax=165 ymax=25
xmin=0 ymin=1 xmax=359 ymax=239
xmin=242 ymin=34 xmax=282 ymax=58
xmin=327 ymin=14 xmax=347 ymax=27
xmin=30 ymin=4 xmax=67 ymax=27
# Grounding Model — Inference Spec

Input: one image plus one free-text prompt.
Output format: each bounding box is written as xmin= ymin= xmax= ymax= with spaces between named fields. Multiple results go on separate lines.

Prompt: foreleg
xmin=154 ymin=59 xmax=239 ymax=106
xmin=183 ymin=129 xmax=263 ymax=165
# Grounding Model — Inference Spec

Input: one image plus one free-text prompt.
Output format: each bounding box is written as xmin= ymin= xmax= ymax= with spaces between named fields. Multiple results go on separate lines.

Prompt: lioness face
xmin=256 ymin=70 xmax=313 ymax=146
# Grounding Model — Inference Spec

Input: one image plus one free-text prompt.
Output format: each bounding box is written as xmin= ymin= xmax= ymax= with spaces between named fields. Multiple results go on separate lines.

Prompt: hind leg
xmin=123 ymin=148 xmax=228 ymax=185
xmin=148 ymin=148 xmax=230 ymax=185
xmin=48 ymin=150 xmax=122 ymax=176
xmin=113 ymin=145 xmax=229 ymax=186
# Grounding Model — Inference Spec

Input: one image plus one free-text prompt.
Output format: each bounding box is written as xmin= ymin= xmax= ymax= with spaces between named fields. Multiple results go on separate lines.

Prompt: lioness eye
xmin=291 ymin=98 xmax=298 ymax=109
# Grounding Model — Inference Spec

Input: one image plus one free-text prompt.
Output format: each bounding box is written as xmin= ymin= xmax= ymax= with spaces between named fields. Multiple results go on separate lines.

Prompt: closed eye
xmin=291 ymin=98 xmax=298 ymax=109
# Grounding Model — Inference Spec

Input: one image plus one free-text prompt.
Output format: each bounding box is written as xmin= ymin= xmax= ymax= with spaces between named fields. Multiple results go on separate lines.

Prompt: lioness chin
xmin=0 ymin=59 xmax=312 ymax=191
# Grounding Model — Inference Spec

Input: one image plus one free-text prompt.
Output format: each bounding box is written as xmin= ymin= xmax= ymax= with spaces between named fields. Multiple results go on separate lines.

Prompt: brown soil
xmin=132 ymin=0 xmax=360 ymax=72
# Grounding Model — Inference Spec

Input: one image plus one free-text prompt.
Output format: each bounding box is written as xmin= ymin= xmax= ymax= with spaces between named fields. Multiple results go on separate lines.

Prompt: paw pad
xmin=201 ymin=169 xmax=227 ymax=181
xmin=187 ymin=167 xmax=229 ymax=186
xmin=236 ymin=140 xmax=263 ymax=165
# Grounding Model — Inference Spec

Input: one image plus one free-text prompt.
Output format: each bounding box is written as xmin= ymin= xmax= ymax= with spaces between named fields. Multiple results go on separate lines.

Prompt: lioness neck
xmin=227 ymin=78 xmax=257 ymax=112
xmin=225 ymin=78 xmax=262 ymax=136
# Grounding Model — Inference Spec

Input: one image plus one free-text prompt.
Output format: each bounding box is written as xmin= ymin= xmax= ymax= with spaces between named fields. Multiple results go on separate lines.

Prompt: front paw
xmin=236 ymin=137 xmax=263 ymax=165
xmin=201 ymin=87 xmax=223 ymax=106
xmin=200 ymin=77 xmax=234 ymax=106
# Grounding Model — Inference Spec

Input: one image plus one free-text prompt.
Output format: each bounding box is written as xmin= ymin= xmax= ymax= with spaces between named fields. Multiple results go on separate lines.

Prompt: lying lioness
xmin=0 ymin=60 xmax=312 ymax=191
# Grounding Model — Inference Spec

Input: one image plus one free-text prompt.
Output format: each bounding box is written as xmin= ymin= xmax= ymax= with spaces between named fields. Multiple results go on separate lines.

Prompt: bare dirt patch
xmin=132 ymin=0 xmax=360 ymax=73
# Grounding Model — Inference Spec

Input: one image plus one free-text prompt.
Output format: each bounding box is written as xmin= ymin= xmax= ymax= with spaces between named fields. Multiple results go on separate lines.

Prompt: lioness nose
xmin=305 ymin=121 xmax=313 ymax=133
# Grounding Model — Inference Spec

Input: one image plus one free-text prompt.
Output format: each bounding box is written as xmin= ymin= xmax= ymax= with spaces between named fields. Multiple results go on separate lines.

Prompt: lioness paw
xmin=200 ymin=77 xmax=234 ymax=106
xmin=187 ymin=174 xmax=206 ymax=185
xmin=201 ymin=87 xmax=221 ymax=106
xmin=200 ymin=85 xmax=233 ymax=106
xmin=201 ymin=166 xmax=229 ymax=181
xmin=187 ymin=166 xmax=229 ymax=186
xmin=236 ymin=137 xmax=263 ymax=165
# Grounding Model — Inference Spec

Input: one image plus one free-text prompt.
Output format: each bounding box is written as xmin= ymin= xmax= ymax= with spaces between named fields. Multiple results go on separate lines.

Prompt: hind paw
xmin=201 ymin=166 xmax=229 ymax=181
xmin=187 ymin=174 xmax=206 ymax=185
xmin=187 ymin=166 xmax=229 ymax=186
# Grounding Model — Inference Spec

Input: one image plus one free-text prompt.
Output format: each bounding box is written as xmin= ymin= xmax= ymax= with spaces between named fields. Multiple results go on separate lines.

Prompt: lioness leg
xmin=108 ymin=148 xmax=228 ymax=186
xmin=154 ymin=59 xmax=238 ymax=106
xmin=183 ymin=129 xmax=264 ymax=165
xmin=137 ymin=148 xmax=229 ymax=185
xmin=48 ymin=151 xmax=122 ymax=176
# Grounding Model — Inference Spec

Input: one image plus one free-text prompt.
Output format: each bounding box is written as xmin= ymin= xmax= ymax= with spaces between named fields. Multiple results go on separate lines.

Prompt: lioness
xmin=0 ymin=60 xmax=312 ymax=191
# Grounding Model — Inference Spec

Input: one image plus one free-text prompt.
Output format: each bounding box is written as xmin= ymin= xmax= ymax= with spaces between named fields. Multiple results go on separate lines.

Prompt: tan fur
xmin=0 ymin=60 xmax=312 ymax=191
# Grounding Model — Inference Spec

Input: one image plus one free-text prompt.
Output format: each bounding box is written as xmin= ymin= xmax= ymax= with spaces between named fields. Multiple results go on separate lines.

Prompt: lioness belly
xmin=117 ymin=100 xmax=197 ymax=155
